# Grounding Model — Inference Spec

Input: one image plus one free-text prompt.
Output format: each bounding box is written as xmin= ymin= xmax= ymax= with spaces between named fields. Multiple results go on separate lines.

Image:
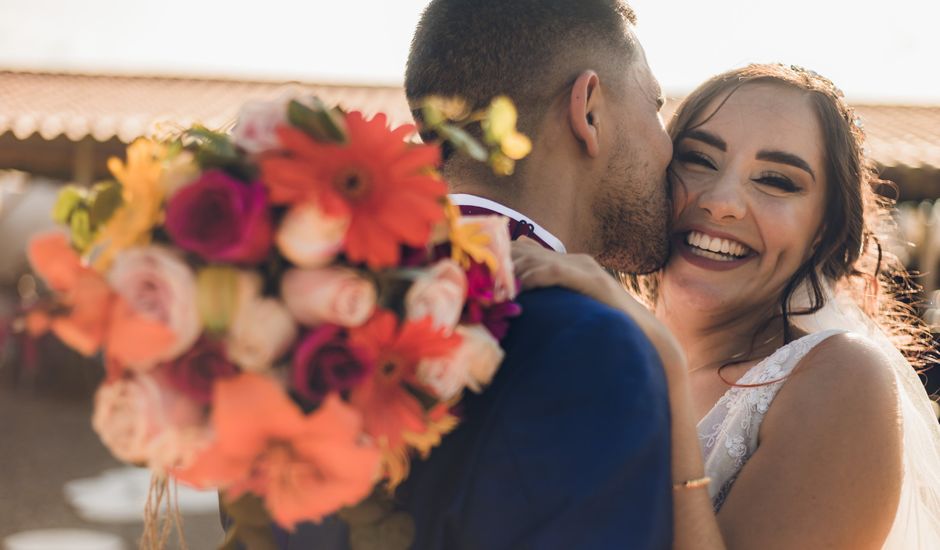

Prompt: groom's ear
xmin=569 ymin=70 xmax=601 ymax=158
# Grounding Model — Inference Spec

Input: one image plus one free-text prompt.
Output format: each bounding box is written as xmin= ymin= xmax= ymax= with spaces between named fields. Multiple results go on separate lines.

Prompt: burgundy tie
xmin=458 ymin=205 xmax=553 ymax=250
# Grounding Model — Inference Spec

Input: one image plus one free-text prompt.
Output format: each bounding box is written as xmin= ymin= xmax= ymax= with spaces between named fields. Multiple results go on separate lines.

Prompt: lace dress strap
xmin=696 ymin=329 xmax=847 ymax=510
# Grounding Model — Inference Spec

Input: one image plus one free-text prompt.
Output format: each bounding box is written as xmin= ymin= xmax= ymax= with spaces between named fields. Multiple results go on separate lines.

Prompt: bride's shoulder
xmin=798 ymin=331 xmax=896 ymax=387
xmin=764 ymin=331 xmax=901 ymax=440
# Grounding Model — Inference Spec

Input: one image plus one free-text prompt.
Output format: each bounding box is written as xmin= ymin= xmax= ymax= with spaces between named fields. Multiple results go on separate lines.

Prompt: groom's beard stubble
xmin=593 ymin=163 xmax=671 ymax=276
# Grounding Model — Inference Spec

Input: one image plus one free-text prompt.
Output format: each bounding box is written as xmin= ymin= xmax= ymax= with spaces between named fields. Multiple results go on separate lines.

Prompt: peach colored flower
xmin=226 ymin=295 xmax=298 ymax=373
xmin=92 ymin=371 xmax=210 ymax=473
xmin=276 ymin=201 xmax=349 ymax=268
xmin=175 ymin=374 xmax=381 ymax=528
xmin=281 ymin=267 xmax=376 ymax=328
xmin=108 ymin=246 xmax=202 ymax=370
xmin=404 ymin=259 xmax=467 ymax=333
xmin=417 ymin=324 xmax=504 ymax=400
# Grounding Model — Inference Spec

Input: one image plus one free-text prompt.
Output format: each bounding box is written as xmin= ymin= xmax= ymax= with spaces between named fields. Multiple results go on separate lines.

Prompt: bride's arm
xmin=511 ymin=239 xmax=725 ymax=550
xmin=510 ymin=240 xmax=903 ymax=549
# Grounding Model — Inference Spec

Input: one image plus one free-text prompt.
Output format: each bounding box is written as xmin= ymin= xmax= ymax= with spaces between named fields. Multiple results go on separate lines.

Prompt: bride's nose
xmin=696 ymin=172 xmax=746 ymax=221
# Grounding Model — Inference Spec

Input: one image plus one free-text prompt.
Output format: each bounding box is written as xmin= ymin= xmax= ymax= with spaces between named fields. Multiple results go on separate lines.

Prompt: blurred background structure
xmin=1 ymin=0 xmax=939 ymax=548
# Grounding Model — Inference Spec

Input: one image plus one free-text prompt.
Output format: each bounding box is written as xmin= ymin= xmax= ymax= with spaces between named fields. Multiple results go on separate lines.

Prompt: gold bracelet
xmin=673 ymin=476 xmax=711 ymax=491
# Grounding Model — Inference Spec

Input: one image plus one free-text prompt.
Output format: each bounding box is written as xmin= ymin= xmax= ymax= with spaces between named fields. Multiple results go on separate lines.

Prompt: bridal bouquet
xmin=24 ymin=94 xmax=528 ymax=548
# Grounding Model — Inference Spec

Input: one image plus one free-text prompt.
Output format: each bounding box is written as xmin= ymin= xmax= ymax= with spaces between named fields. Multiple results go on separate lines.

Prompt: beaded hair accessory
xmin=782 ymin=63 xmax=867 ymax=151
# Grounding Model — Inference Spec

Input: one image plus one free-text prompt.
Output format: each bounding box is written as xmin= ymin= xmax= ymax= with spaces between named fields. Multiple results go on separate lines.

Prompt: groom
xmin=279 ymin=0 xmax=674 ymax=548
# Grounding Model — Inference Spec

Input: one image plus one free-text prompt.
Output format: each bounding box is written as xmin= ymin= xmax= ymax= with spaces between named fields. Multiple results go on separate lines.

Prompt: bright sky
xmin=1 ymin=0 xmax=937 ymax=103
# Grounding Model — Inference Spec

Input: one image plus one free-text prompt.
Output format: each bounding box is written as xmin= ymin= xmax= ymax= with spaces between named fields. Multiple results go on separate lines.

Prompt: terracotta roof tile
xmin=1 ymin=71 xmax=938 ymax=171
xmin=0 ymin=71 xmax=413 ymax=143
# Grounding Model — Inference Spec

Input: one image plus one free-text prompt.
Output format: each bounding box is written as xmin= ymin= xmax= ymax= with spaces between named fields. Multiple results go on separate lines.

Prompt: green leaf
xmin=219 ymin=493 xmax=278 ymax=550
xmin=52 ymin=186 xmax=85 ymax=224
xmin=196 ymin=266 xmax=241 ymax=333
xmin=164 ymin=138 xmax=184 ymax=160
xmin=437 ymin=124 xmax=488 ymax=162
xmin=88 ymin=181 xmax=124 ymax=227
xmin=187 ymin=126 xmax=239 ymax=166
xmin=69 ymin=208 xmax=94 ymax=251
xmin=288 ymin=98 xmax=348 ymax=144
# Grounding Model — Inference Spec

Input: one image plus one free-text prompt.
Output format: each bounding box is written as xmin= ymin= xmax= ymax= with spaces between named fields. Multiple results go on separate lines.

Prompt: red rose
xmin=291 ymin=325 xmax=374 ymax=405
xmin=161 ymin=338 xmax=240 ymax=405
xmin=165 ymin=169 xmax=272 ymax=264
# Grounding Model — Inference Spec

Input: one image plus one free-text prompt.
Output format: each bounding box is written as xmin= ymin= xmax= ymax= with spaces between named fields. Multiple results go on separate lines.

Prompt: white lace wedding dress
xmin=697 ymin=327 xmax=940 ymax=549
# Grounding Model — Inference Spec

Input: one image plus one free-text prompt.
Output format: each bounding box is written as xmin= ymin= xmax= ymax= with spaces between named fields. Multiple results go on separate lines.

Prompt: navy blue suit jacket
xmin=271 ymin=287 xmax=673 ymax=549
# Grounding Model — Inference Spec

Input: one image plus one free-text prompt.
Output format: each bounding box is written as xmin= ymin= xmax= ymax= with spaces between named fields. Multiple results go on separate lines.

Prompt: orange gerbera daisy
xmin=348 ymin=310 xmax=461 ymax=482
xmin=260 ymin=112 xmax=448 ymax=269
xmin=175 ymin=374 xmax=381 ymax=528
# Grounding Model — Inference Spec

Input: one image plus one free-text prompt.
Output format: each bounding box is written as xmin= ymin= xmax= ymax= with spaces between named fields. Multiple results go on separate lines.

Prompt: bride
xmin=512 ymin=64 xmax=940 ymax=549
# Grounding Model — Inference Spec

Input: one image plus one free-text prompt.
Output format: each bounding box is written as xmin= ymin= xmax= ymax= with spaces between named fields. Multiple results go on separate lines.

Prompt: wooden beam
xmin=0 ymin=132 xmax=124 ymax=182
xmin=72 ymin=137 xmax=95 ymax=186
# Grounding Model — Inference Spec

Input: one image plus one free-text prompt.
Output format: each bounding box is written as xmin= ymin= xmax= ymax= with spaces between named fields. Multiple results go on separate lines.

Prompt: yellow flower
xmin=382 ymin=405 xmax=460 ymax=491
xmin=92 ymin=139 xmax=168 ymax=269
xmin=403 ymin=408 xmax=459 ymax=459
xmin=483 ymin=96 xmax=532 ymax=161
xmin=443 ymin=200 xmax=498 ymax=271
xmin=421 ymin=96 xmax=471 ymax=127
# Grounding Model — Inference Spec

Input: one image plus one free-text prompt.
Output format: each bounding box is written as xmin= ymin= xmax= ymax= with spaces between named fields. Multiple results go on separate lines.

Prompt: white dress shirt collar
xmin=449 ymin=193 xmax=567 ymax=253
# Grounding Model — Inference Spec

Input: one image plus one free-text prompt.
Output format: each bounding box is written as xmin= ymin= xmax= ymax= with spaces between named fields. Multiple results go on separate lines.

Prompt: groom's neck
xmin=446 ymin=171 xmax=585 ymax=253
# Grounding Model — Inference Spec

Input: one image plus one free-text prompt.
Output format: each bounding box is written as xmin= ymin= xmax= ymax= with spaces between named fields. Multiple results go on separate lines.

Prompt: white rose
xmin=108 ymin=246 xmax=202 ymax=369
xmin=405 ymin=259 xmax=467 ymax=334
xmin=226 ymin=295 xmax=298 ymax=373
xmin=276 ymin=201 xmax=349 ymax=268
xmin=232 ymin=99 xmax=289 ymax=154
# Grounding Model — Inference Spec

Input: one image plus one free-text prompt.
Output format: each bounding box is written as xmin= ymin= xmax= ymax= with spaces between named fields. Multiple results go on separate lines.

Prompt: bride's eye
xmin=754 ymin=172 xmax=801 ymax=193
xmin=676 ymin=150 xmax=716 ymax=170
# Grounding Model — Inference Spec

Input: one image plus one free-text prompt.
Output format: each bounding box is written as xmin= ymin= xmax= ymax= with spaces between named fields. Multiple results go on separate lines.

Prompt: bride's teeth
xmin=684 ymin=230 xmax=750 ymax=259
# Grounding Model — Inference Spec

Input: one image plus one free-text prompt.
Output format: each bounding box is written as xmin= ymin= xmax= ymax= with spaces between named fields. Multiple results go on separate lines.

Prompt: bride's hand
xmin=510 ymin=238 xmax=686 ymax=372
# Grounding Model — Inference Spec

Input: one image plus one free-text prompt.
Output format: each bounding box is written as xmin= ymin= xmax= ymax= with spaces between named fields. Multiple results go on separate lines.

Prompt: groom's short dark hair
xmin=406 ymin=0 xmax=639 ymax=138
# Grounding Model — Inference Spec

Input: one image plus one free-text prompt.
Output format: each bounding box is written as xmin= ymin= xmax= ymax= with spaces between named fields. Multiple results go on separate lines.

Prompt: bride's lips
xmin=671 ymin=229 xmax=758 ymax=272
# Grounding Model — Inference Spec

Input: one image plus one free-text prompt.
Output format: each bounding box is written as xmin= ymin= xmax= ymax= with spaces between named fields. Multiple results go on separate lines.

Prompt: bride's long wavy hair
xmin=625 ymin=63 xmax=933 ymax=369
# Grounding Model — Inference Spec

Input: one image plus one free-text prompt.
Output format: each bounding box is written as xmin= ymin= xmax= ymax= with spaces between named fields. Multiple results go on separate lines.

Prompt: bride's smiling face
xmin=661 ymin=83 xmax=828 ymax=316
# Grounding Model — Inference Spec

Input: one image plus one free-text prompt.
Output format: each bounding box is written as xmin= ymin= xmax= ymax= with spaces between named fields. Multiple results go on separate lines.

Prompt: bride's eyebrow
xmin=682 ymin=129 xmax=726 ymax=151
xmin=756 ymin=150 xmax=816 ymax=181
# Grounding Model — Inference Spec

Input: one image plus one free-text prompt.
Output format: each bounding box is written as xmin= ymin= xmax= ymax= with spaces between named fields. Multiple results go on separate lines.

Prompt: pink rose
xmin=165 ymin=170 xmax=273 ymax=264
xmin=226 ymin=295 xmax=298 ymax=373
xmin=417 ymin=324 xmax=504 ymax=400
xmin=108 ymin=246 xmax=202 ymax=369
xmin=462 ymin=261 xmax=523 ymax=340
xmin=458 ymin=216 xmax=517 ymax=302
xmin=92 ymin=372 xmax=210 ymax=473
xmin=281 ymin=267 xmax=376 ymax=328
xmin=232 ymin=99 xmax=289 ymax=155
xmin=291 ymin=325 xmax=374 ymax=405
xmin=276 ymin=201 xmax=349 ymax=268
xmin=161 ymin=338 xmax=240 ymax=405
xmin=405 ymin=259 xmax=467 ymax=333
